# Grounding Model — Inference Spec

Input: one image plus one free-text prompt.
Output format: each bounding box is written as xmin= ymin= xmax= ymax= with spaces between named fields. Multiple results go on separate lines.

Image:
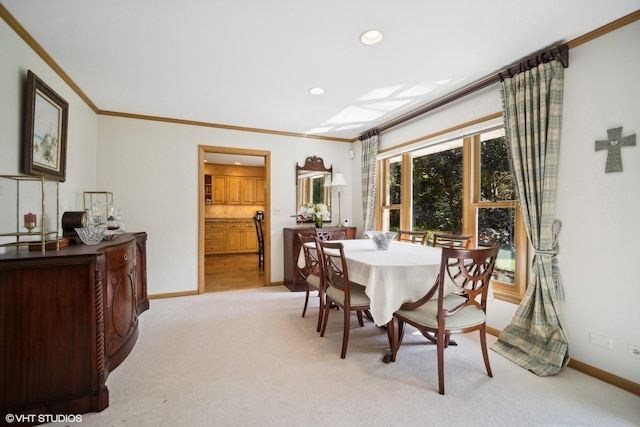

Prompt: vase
xmin=314 ymin=216 xmax=323 ymax=228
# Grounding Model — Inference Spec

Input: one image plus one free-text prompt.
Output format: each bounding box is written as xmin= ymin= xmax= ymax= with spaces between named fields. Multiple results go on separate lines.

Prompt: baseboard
xmin=149 ymin=290 xmax=198 ymax=299
xmin=567 ymin=359 xmax=640 ymax=396
xmin=487 ymin=326 xmax=640 ymax=396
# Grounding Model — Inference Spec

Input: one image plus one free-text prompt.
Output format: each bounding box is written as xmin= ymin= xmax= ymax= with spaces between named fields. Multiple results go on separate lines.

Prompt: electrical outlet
xmin=629 ymin=344 xmax=640 ymax=359
xmin=273 ymin=208 xmax=281 ymax=215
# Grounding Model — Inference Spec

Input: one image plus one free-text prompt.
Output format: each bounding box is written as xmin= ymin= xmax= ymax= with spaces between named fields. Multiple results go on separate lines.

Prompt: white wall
xmin=0 ymin=18 xmax=98 ymax=240
xmin=97 ymin=116 xmax=353 ymax=294
xmin=557 ymin=21 xmax=640 ymax=384
xmin=362 ymin=21 xmax=640 ymax=383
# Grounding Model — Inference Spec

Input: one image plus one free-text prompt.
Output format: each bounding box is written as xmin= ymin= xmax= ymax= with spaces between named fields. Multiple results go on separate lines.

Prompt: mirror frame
xmin=296 ymin=156 xmax=332 ymax=223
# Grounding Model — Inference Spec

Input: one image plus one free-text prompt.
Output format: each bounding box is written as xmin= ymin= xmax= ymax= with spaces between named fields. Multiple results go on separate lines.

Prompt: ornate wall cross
xmin=595 ymin=127 xmax=636 ymax=173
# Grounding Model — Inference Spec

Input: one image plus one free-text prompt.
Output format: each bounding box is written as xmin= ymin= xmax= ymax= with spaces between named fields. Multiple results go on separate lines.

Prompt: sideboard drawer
xmin=104 ymin=242 xmax=136 ymax=269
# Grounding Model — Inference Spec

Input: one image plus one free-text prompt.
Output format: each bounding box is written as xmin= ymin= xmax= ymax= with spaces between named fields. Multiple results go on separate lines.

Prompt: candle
xmin=24 ymin=212 xmax=37 ymax=231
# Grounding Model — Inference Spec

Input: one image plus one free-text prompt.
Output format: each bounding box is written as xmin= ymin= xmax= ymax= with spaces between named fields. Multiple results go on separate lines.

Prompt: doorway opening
xmin=198 ymin=145 xmax=271 ymax=293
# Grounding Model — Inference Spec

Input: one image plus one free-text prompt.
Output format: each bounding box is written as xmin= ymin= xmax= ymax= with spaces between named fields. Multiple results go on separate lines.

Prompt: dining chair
xmin=432 ymin=232 xmax=473 ymax=249
xmin=397 ymin=230 xmax=428 ymax=245
xmin=315 ymin=228 xmax=348 ymax=241
xmin=253 ymin=215 xmax=264 ymax=270
xmin=317 ymin=238 xmax=371 ymax=359
xmin=386 ymin=245 xmax=499 ymax=394
xmin=298 ymin=233 xmax=325 ymax=332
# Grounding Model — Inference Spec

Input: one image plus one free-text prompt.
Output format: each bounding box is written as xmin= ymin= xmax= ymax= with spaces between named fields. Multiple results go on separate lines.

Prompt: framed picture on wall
xmin=22 ymin=70 xmax=68 ymax=182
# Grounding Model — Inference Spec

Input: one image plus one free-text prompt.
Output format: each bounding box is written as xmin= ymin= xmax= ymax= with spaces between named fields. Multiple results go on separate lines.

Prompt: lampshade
xmin=331 ymin=172 xmax=347 ymax=187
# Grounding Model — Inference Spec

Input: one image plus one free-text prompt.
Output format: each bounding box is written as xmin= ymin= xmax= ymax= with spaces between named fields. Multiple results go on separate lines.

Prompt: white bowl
xmin=75 ymin=226 xmax=107 ymax=245
xmin=365 ymin=231 xmax=398 ymax=250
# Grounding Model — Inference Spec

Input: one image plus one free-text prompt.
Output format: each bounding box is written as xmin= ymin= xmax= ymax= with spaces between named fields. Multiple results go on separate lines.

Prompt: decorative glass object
xmin=365 ymin=231 xmax=398 ymax=251
xmin=106 ymin=205 xmax=120 ymax=231
xmin=83 ymin=191 xmax=113 ymax=224
xmin=314 ymin=215 xmax=323 ymax=228
xmin=75 ymin=225 xmax=107 ymax=245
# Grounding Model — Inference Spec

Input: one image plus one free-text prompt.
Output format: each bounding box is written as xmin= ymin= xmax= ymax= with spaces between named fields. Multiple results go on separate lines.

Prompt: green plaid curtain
xmin=361 ymin=134 xmax=378 ymax=235
xmin=491 ymin=60 xmax=570 ymax=376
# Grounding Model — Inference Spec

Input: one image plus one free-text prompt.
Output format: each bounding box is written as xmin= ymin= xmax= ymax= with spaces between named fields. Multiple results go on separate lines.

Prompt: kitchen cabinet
xmin=211 ymin=175 xmax=227 ymax=204
xmin=254 ymin=178 xmax=265 ymax=204
xmin=209 ymin=175 xmax=264 ymax=205
xmin=205 ymin=220 xmax=258 ymax=255
xmin=204 ymin=222 xmax=224 ymax=254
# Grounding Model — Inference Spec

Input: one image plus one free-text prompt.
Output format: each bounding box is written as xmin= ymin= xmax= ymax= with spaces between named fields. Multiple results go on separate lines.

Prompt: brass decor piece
xmin=0 ymin=175 xmax=61 ymax=253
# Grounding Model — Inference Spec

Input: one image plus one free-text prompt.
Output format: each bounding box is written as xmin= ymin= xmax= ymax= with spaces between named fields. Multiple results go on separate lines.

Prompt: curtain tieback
xmin=533 ymin=249 xmax=557 ymax=257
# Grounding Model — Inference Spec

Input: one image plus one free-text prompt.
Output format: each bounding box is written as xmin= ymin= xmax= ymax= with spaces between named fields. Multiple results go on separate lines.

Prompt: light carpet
xmin=48 ymin=286 xmax=639 ymax=427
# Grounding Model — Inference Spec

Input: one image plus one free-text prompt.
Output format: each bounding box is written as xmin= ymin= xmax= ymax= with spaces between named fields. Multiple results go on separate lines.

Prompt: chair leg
xmin=479 ymin=327 xmax=493 ymax=377
xmin=320 ymin=297 xmax=331 ymax=337
xmin=301 ymin=286 xmax=310 ymax=318
xmin=437 ymin=329 xmax=446 ymax=395
xmin=388 ymin=318 xmax=399 ymax=362
xmin=341 ymin=306 xmax=350 ymax=359
xmin=356 ymin=310 xmax=364 ymax=327
xmin=316 ymin=291 xmax=324 ymax=333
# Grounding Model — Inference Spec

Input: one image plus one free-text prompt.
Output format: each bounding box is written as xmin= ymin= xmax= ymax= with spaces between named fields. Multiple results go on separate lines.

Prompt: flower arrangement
xmin=297 ymin=203 xmax=330 ymax=226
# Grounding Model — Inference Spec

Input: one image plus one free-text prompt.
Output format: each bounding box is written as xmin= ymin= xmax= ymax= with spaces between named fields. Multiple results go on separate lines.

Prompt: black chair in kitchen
xmin=253 ymin=215 xmax=264 ymax=270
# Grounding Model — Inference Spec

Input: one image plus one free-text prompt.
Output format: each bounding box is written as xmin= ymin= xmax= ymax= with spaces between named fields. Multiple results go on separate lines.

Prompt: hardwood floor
xmin=205 ymin=253 xmax=265 ymax=293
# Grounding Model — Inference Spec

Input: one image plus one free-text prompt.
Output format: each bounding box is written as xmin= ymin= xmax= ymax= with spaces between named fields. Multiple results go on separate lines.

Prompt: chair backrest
xmin=298 ymin=233 xmax=320 ymax=279
xmin=432 ymin=233 xmax=472 ymax=249
xmin=253 ymin=215 xmax=264 ymax=245
xmin=317 ymin=239 xmax=352 ymax=302
xmin=315 ymin=228 xmax=348 ymax=241
xmin=397 ymin=230 xmax=427 ymax=245
xmin=438 ymin=246 xmax=499 ymax=315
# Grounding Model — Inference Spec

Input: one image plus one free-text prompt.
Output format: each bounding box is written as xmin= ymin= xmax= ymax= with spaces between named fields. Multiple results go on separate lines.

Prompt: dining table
xmin=302 ymin=238 xmax=453 ymax=327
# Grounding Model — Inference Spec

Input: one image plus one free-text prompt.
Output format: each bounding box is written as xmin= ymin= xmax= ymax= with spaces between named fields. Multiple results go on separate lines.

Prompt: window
xmin=377 ymin=126 xmax=528 ymax=303
xmin=471 ymin=130 xmax=527 ymax=303
xmin=378 ymin=156 xmax=402 ymax=231
xmin=412 ymin=139 xmax=464 ymax=236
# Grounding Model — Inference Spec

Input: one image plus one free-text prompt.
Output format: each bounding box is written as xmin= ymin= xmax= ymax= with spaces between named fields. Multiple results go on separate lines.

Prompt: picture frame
xmin=22 ymin=70 xmax=68 ymax=182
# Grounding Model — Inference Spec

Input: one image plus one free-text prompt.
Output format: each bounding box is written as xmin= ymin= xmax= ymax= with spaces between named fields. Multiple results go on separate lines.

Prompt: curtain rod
xmin=361 ymin=43 xmax=569 ymax=139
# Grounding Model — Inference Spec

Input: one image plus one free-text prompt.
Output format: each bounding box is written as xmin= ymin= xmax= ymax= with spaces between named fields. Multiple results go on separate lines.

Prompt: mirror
xmin=296 ymin=156 xmax=332 ymax=223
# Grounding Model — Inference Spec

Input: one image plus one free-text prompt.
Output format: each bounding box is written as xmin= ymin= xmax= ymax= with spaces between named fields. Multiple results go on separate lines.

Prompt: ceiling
xmin=2 ymin=1 xmax=638 ymax=142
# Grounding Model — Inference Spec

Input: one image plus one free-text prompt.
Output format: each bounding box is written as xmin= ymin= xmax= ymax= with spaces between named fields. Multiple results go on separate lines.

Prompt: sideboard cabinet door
xmin=104 ymin=239 xmax=138 ymax=374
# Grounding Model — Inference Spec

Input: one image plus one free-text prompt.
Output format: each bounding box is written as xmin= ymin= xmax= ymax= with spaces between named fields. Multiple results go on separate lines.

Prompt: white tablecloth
xmin=302 ymin=239 xmax=449 ymax=326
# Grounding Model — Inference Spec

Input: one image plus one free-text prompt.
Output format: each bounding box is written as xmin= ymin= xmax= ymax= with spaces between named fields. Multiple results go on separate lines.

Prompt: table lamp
xmin=331 ymin=172 xmax=347 ymax=227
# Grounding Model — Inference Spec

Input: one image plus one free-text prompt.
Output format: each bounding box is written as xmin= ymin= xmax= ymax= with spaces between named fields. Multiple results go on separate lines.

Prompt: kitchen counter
xmin=205 ymin=218 xmax=254 ymax=223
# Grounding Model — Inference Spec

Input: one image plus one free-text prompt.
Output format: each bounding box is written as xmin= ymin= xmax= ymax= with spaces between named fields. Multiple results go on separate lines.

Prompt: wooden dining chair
xmin=315 ymin=228 xmax=348 ymax=241
xmin=386 ymin=245 xmax=499 ymax=394
xmin=298 ymin=233 xmax=325 ymax=332
xmin=432 ymin=232 xmax=473 ymax=249
xmin=397 ymin=230 xmax=428 ymax=245
xmin=317 ymin=238 xmax=371 ymax=359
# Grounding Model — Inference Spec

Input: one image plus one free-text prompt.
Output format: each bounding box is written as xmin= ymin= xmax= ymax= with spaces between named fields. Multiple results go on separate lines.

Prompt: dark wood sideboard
xmin=0 ymin=232 xmax=148 ymax=419
xmin=283 ymin=226 xmax=357 ymax=291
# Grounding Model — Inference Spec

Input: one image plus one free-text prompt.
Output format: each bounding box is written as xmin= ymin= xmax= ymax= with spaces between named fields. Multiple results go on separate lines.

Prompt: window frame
xmin=376 ymin=127 xmax=528 ymax=304
xmin=468 ymin=134 xmax=528 ymax=304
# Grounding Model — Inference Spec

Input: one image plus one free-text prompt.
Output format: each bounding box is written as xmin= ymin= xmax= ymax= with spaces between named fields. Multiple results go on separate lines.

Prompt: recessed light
xmin=360 ymin=29 xmax=383 ymax=45
xmin=309 ymin=87 xmax=325 ymax=95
